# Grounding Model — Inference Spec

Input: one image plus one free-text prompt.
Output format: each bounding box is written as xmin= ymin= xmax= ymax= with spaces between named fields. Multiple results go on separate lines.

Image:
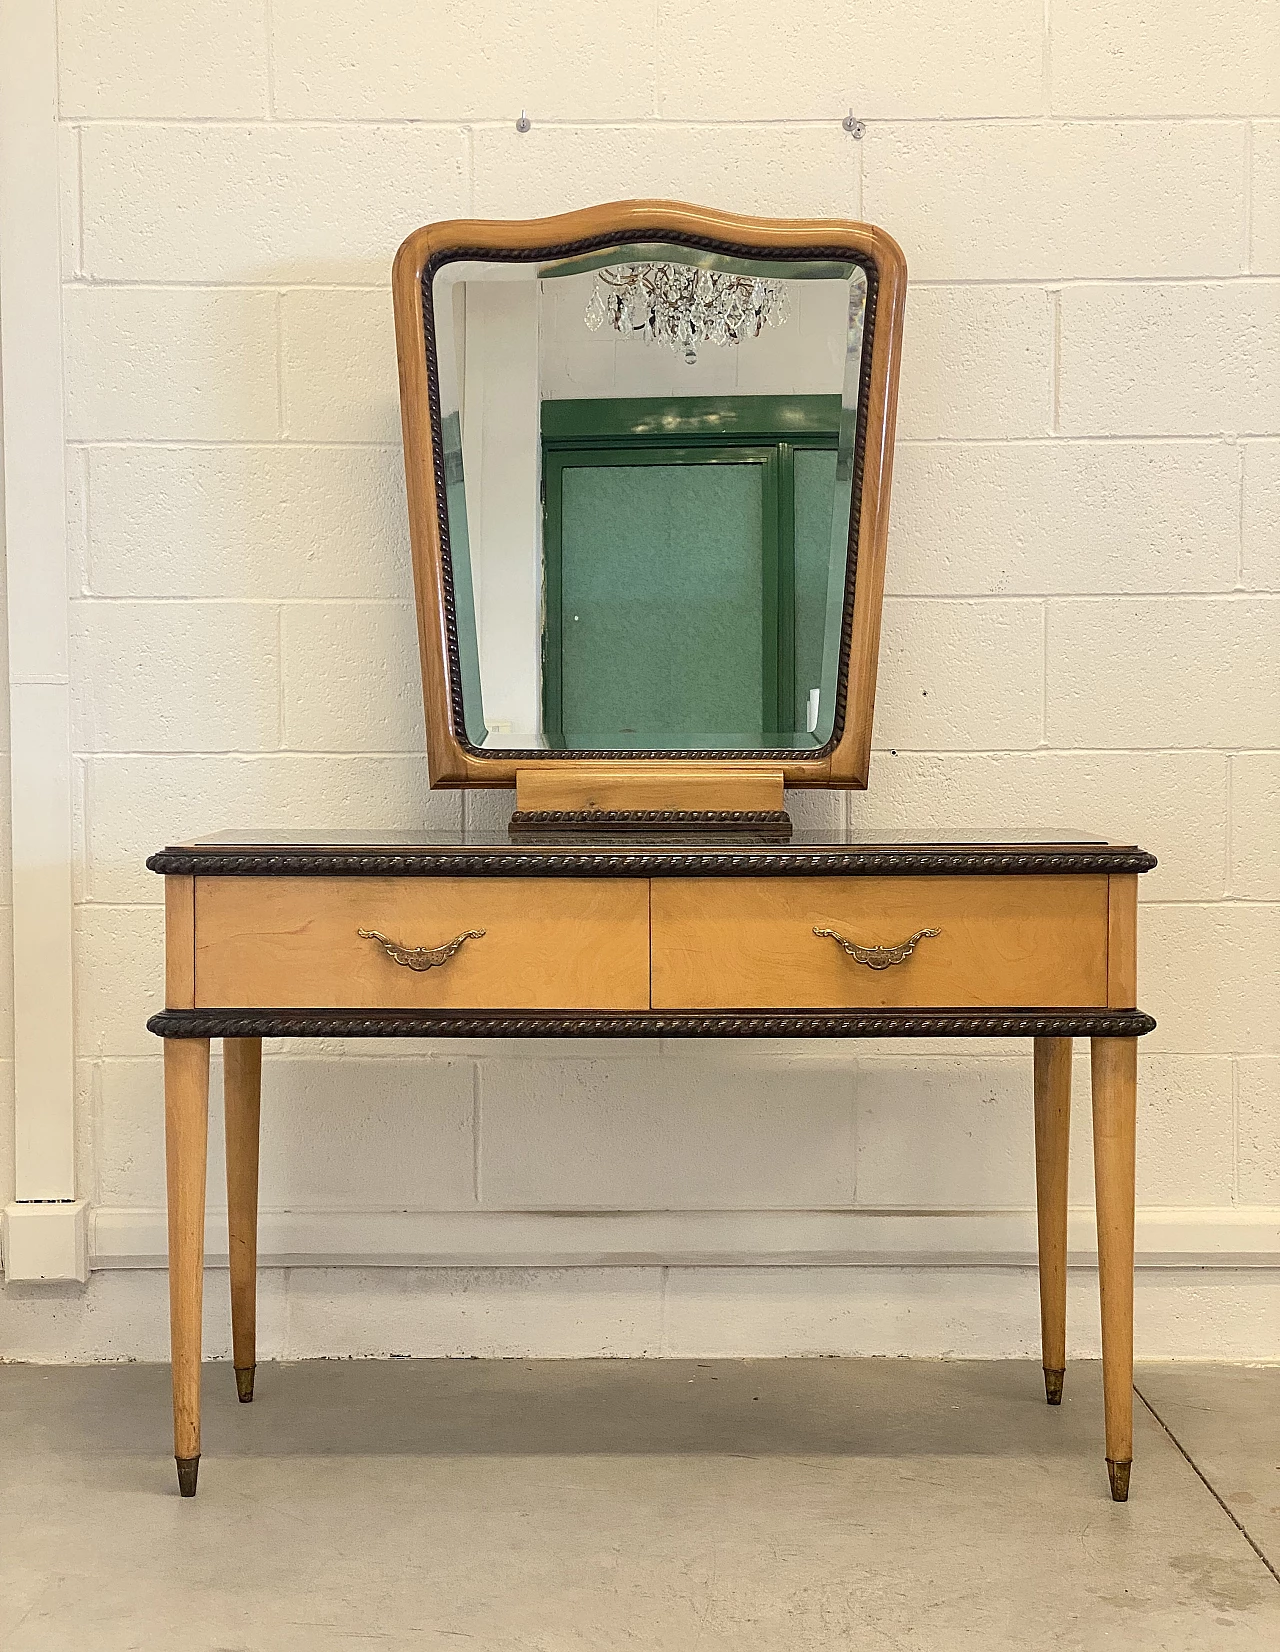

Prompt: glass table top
xmin=176 ymin=826 xmax=1114 ymax=851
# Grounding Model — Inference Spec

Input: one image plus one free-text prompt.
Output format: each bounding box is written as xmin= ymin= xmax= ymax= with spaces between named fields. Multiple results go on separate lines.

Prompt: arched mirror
xmin=392 ymin=202 xmax=906 ymax=837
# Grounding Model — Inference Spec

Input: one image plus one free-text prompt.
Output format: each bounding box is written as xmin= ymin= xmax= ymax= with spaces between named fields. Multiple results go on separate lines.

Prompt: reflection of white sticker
xmin=806 ymin=688 xmax=820 ymax=734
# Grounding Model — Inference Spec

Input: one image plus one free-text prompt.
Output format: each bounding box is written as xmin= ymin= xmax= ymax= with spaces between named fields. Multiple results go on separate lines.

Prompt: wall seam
xmin=1049 ymin=288 xmax=1061 ymax=433
xmin=263 ymin=0 xmax=276 ymax=121
xmin=1230 ymin=1058 xmax=1241 ymax=1208
xmin=274 ymin=290 xmax=286 ymax=436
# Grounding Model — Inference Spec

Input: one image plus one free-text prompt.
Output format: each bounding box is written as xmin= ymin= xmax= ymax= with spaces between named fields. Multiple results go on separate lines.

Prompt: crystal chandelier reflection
xmin=584 ymin=263 xmax=790 ymax=364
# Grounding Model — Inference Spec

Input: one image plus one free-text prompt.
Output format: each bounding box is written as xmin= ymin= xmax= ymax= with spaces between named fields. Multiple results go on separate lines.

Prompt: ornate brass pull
xmin=357 ymin=927 xmax=485 ymax=971
xmin=813 ymin=926 xmax=941 ymax=970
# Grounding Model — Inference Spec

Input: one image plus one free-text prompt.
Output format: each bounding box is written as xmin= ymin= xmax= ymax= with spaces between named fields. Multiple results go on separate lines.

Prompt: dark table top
xmin=148 ymin=826 xmax=1156 ymax=878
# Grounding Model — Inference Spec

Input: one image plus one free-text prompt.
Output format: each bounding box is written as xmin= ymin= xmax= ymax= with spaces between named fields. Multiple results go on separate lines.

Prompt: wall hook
xmin=842 ymin=111 xmax=865 ymax=139
xmin=515 ymin=109 xmax=531 ymax=133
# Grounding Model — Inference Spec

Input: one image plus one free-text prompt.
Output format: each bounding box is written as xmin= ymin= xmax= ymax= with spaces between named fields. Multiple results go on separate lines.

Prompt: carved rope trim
xmin=147 ymin=847 xmax=1158 ymax=878
xmin=148 ymin=1008 xmax=1157 ymax=1040
xmin=508 ymin=810 xmax=793 ymax=825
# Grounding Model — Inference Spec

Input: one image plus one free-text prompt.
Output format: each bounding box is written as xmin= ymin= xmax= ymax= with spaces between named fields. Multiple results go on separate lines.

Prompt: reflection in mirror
xmin=430 ymin=243 xmax=870 ymax=754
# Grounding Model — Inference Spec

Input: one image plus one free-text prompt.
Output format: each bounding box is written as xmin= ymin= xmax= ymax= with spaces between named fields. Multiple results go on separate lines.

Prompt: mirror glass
xmin=429 ymin=241 xmax=870 ymax=753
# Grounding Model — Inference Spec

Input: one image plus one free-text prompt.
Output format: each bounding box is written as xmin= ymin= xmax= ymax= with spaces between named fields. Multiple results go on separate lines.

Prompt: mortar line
xmin=77 ymin=445 xmax=91 ymax=595
xmin=652 ymin=1 xmax=661 ymax=120
xmin=73 ymin=753 xmax=91 ymax=907
xmin=62 ymin=591 xmax=1278 ymax=606
xmin=1237 ymin=443 xmax=1247 ymax=588
xmin=61 ymin=432 xmax=1280 ymax=450
xmin=1134 ymin=1383 xmax=1280 ymax=1588
xmin=1244 ymin=121 xmax=1254 ymax=272
xmin=64 ymin=113 xmax=1262 ymax=129
xmin=1230 ymin=1059 xmax=1241 ymax=1207
xmin=1049 ymin=289 xmax=1062 ymax=433
xmin=65 ymin=747 xmax=1280 ymax=763
xmin=90 ymin=1059 xmax=103 ymax=1208
xmin=61 ymin=274 xmax=1280 ymax=292
xmin=60 ymin=436 xmax=1280 ymax=455
xmin=75 ymin=124 xmax=85 ymax=279
xmin=264 ymin=0 xmax=276 ymax=121
xmin=275 ymin=603 xmax=285 ymax=747
xmin=274 ymin=291 xmax=286 ymax=437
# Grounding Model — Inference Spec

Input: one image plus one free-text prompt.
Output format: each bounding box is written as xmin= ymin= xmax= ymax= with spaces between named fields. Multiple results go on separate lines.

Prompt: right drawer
xmin=650 ymin=875 xmax=1110 ymax=1010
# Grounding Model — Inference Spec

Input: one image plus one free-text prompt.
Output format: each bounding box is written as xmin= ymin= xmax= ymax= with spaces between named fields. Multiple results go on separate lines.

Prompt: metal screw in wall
xmin=515 ymin=110 xmax=531 ymax=133
xmin=842 ymin=111 xmax=865 ymax=139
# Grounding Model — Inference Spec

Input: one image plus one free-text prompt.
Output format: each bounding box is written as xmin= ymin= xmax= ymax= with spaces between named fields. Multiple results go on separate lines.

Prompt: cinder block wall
xmin=6 ymin=0 xmax=1278 ymax=1357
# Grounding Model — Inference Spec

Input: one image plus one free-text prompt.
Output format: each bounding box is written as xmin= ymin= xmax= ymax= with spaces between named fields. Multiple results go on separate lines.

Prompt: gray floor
xmin=1 ymin=1359 xmax=1277 ymax=1650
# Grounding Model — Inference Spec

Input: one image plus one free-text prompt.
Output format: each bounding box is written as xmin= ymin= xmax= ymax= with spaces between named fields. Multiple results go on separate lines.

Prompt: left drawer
xmin=191 ymin=876 xmax=651 ymax=1010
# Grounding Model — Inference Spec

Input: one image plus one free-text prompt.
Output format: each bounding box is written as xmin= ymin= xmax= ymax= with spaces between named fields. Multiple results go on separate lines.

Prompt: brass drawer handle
xmin=357 ymin=927 xmax=485 ymax=971
xmin=813 ymin=926 xmax=941 ymax=970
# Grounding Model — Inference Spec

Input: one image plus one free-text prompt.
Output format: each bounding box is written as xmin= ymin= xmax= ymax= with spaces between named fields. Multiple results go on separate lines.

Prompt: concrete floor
xmin=1 ymin=1359 xmax=1277 ymax=1649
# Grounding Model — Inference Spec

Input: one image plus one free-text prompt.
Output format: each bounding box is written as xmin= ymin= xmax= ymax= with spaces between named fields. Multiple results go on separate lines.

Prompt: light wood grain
xmin=223 ymin=1037 xmax=262 ymax=1399
xmin=1091 ymin=1035 xmax=1137 ymax=1498
xmin=651 ymin=876 xmax=1110 ymax=1009
xmin=516 ymin=765 xmax=785 ymax=814
xmin=164 ymin=1037 xmax=209 ymax=1469
xmin=1107 ymin=874 xmax=1138 ymax=1009
xmin=1033 ymin=1037 xmax=1072 ymax=1392
xmin=195 ymin=877 xmax=650 ymax=1010
xmin=391 ymin=200 xmax=907 ymax=792
xmin=165 ymin=875 xmax=195 ymax=1009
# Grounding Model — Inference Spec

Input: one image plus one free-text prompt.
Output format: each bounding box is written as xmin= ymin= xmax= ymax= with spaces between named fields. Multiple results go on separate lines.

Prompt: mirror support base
xmin=510 ymin=767 xmax=791 ymax=839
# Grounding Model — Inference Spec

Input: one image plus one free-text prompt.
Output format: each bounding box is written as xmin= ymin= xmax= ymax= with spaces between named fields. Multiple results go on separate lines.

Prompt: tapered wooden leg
xmin=1091 ymin=1036 xmax=1137 ymax=1502
xmin=165 ymin=1037 xmax=210 ymax=1497
xmin=1033 ymin=1037 xmax=1072 ymax=1405
xmin=224 ymin=1037 xmax=263 ymax=1404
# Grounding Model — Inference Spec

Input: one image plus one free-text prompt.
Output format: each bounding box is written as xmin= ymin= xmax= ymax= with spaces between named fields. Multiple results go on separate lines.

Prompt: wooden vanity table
xmin=150 ymin=825 xmax=1155 ymax=1500
xmin=151 ymin=200 xmax=1160 ymax=1502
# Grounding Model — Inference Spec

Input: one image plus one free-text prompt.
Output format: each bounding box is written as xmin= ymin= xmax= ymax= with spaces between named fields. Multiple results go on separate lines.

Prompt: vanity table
xmin=150 ymin=201 xmax=1159 ymax=1502
xmin=150 ymin=824 xmax=1155 ymax=1502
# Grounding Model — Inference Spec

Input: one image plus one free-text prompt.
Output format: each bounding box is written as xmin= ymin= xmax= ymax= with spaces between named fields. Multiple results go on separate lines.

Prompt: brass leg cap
xmin=175 ymin=1455 xmax=200 ymax=1498
xmin=1044 ymin=1367 xmax=1065 ymax=1406
xmin=235 ymin=1364 xmax=256 ymax=1404
xmin=1107 ymin=1459 xmax=1132 ymax=1502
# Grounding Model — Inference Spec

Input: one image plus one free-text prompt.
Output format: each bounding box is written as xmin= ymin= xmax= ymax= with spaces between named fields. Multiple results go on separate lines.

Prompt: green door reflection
xmin=541 ymin=396 xmax=841 ymax=753
xmin=548 ymin=450 xmax=776 ymax=749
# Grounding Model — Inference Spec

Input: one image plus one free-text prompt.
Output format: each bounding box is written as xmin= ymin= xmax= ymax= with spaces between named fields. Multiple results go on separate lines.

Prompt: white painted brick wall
xmin=863 ymin=122 xmax=1247 ymax=281
xmin=1255 ymin=124 xmax=1280 ymax=270
xmin=281 ymin=289 xmax=403 ymax=442
xmin=5 ymin=0 xmax=1277 ymax=1356
xmin=895 ymin=287 xmax=1053 ymax=439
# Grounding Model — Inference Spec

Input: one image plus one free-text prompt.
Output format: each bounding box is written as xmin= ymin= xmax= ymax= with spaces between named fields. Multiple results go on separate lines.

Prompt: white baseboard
xmin=3 ymin=1200 xmax=89 ymax=1281
xmin=88 ymin=1204 xmax=1280 ymax=1272
xmin=4 ymin=1260 xmax=1278 ymax=1363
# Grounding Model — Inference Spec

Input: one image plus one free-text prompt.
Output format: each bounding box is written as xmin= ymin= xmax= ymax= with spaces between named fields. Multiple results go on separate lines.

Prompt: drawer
xmin=650 ymin=876 xmax=1110 ymax=1009
xmin=193 ymin=877 xmax=650 ymax=1010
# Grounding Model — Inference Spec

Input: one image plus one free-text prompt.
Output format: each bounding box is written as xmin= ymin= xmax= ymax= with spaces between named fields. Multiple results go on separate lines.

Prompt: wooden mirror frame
xmin=391 ymin=200 xmax=907 ymax=828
